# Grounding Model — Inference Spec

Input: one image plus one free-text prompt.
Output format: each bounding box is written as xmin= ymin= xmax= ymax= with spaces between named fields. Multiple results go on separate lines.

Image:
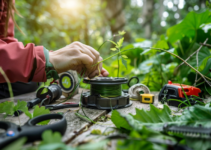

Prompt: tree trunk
xmin=142 ymin=0 xmax=155 ymax=39
xmin=103 ymin=0 xmax=130 ymax=41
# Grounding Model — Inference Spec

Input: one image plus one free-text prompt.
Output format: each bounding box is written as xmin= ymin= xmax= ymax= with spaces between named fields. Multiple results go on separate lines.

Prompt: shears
xmin=0 ymin=113 xmax=67 ymax=148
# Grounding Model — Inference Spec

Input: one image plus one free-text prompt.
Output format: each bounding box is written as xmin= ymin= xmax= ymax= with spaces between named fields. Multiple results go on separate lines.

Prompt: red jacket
xmin=0 ymin=0 xmax=46 ymax=83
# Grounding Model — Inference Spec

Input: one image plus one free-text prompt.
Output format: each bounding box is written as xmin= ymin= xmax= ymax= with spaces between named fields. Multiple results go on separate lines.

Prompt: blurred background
xmin=15 ymin=0 xmax=211 ymax=93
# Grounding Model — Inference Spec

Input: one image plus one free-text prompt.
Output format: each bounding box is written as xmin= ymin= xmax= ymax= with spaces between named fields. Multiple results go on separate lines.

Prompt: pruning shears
xmin=0 ymin=114 xmax=67 ymax=148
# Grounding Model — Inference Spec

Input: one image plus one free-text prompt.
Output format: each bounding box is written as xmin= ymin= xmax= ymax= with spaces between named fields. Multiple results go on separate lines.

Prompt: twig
xmin=0 ymin=67 xmax=14 ymax=102
xmin=177 ymin=38 xmax=208 ymax=68
xmin=194 ymin=41 xmax=201 ymax=86
xmin=200 ymin=43 xmax=211 ymax=47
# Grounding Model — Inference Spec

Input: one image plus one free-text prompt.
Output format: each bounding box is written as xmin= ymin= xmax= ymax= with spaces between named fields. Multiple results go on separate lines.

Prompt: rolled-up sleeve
xmin=0 ymin=41 xmax=47 ymax=83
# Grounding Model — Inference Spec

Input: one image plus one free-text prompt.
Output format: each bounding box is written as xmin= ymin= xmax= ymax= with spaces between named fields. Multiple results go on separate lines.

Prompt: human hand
xmin=49 ymin=42 xmax=109 ymax=78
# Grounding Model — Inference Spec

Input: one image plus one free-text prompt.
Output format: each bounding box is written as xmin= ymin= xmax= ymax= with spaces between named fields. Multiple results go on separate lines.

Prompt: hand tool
xmin=137 ymin=93 xmax=154 ymax=104
xmin=45 ymin=102 xmax=79 ymax=110
xmin=0 ymin=113 xmax=67 ymax=148
xmin=156 ymin=123 xmax=211 ymax=139
xmin=129 ymin=83 xmax=150 ymax=100
xmin=14 ymin=84 xmax=62 ymax=116
xmin=158 ymin=80 xmax=203 ymax=107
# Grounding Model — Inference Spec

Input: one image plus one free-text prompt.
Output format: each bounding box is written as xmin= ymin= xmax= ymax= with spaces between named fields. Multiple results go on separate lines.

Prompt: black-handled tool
xmin=14 ymin=84 xmax=62 ymax=116
xmin=45 ymin=102 xmax=79 ymax=110
xmin=0 ymin=113 xmax=67 ymax=148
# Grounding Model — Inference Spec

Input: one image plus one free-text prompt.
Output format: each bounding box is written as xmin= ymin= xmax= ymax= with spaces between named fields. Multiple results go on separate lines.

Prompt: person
xmin=0 ymin=0 xmax=109 ymax=99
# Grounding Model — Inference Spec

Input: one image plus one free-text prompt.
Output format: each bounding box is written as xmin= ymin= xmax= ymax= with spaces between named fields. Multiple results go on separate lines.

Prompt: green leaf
xmin=77 ymin=140 xmax=108 ymax=150
xmin=154 ymin=40 xmax=169 ymax=49
xmin=33 ymin=105 xmax=50 ymax=118
xmin=121 ymin=57 xmax=127 ymax=69
xmin=2 ymin=137 xmax=27 ymax=150
xmin=117 ymin=127 xmax=175 ymax=150
xmin=117 ymin=130 xmax=154 ymax=150
xmin=91 ymin=129 xmax=102 ymax=135
xmin=40 ymin=130 xmax=62 ymax=145
xmin=189 ymin=43 xmax=210 ymax=69
xmin=167 ymin=10 xmax=211 ymax=43
xmin=25 ymin=110 xmax=33 ymax=119
xmin=185 ymin=138 xmax=211 ymax=150
xmin=33 ymin=106 xmax=50 ymax=125
xmin=108 ymin=40 xmax=117 ymax=46
xmin=0 ymin=101 xmax=14 ymax=117
xmin=13 ymin=100 xmax=28 ymax=113
xmin=117 ymin=37 xmax=124 ymax=48
xmin=131 ymin=105 xmax=174 ymax=123
xmin=110 ymin=47 xmax=117 ymax=51
xmin=198 ymin=56 xmax=211 ymax=77
xmin=111 ymin=110 xmax=133 ymax=130
xmin=39 ymin=130 xmax=76 ymax=150
xmin=25 ymin=106 xmax=50 ymax=125
xmin=121 ymin=55 xmax=128 ymax=59
xmin=118 ymin=30 xmax=126 ymax=36
xmin=41 ymin=87 xmax=48 ymax=95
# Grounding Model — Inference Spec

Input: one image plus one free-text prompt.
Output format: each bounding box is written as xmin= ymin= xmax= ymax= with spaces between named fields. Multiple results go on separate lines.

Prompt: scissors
xmin=0 ymin=114 xmax=67 ymax=148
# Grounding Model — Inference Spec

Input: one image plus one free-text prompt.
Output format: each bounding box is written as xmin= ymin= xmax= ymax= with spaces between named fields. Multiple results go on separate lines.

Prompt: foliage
xmin=111 ymin=104 xmax=211 ymax=150
xmin=0 ymin=100 xmax=28 ymax=118
xmin=4 ymin=130 xmax=107 ymax=150
xmin=108 ymin=31 xmax=128 ymax=77
xmin=2 ymin=137 xmax=27 ymax=150
xmin=25 ymin=105 xmax=50 ymax=125
xmin=117 ymin=10 xmax=211 ymax=93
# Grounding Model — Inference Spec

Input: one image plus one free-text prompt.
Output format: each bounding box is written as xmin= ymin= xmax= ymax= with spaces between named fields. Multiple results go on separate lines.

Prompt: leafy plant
xmin=111 ymin=104 xmax=211 ymax=150
xmin=108 ymin=31 xmax=128 ymax=77
xmin=0 ymin=100 xmax=28 ymax=119
xmin=25 ymin=105 xmax=50 ymax=125
xmin=3 ymin=130 xmax=107 ymax=150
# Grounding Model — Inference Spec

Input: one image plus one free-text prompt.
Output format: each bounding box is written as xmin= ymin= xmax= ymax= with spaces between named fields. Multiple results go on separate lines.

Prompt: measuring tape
xmin=58 ymin=70 xmax=79 ymax=98
xmin=129 ymin=83 xmax=154 ymax=104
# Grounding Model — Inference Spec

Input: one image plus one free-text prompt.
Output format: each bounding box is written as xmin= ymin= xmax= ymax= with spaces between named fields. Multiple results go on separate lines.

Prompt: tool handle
xmin=23 ymin=114 xmax=67 ymax=142
xmin=27 ymin=98 xmax=41 ymax=109
xmin=14 ymin=98 xmax=41 ymax=116
xmin=0 ymin=114 xmax=67 ymax=149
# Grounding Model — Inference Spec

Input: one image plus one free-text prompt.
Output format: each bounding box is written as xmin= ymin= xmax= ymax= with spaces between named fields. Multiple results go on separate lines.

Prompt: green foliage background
xmin=14 ymin=0 xmax=211 ymax=93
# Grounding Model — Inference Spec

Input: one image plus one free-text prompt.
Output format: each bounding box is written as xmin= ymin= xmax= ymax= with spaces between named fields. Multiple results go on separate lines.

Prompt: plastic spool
xmin=129 ymin=83 xmax=150 ymax=100
xmin=58 ymin=70 xmax=79 ymax=98
xmin=82 ymin=77 xmax=132 ymax=110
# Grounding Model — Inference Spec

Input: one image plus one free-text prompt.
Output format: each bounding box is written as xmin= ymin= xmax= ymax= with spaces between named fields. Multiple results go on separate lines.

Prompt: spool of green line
xmin=82 ymin=77 xmax=132 ymax=110
xmin=91 ymin=84 xmax=122 ymax=97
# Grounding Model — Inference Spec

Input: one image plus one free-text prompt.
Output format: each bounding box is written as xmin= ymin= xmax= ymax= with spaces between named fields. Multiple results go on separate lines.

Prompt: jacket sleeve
xmin=0 ymin=40 xmax=47 ymax=83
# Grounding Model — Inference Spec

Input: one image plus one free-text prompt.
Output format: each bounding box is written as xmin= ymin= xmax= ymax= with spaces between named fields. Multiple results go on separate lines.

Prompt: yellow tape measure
xmin=139 ymin=94 xmax=154 ymax=104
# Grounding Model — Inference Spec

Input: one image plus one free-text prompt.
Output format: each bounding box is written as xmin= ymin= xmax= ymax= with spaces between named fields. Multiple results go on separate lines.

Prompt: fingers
xmin=101 ymin=68 xmax=109 ymax=77
xmin=88 ymin=57 xmax=103 ymax=78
